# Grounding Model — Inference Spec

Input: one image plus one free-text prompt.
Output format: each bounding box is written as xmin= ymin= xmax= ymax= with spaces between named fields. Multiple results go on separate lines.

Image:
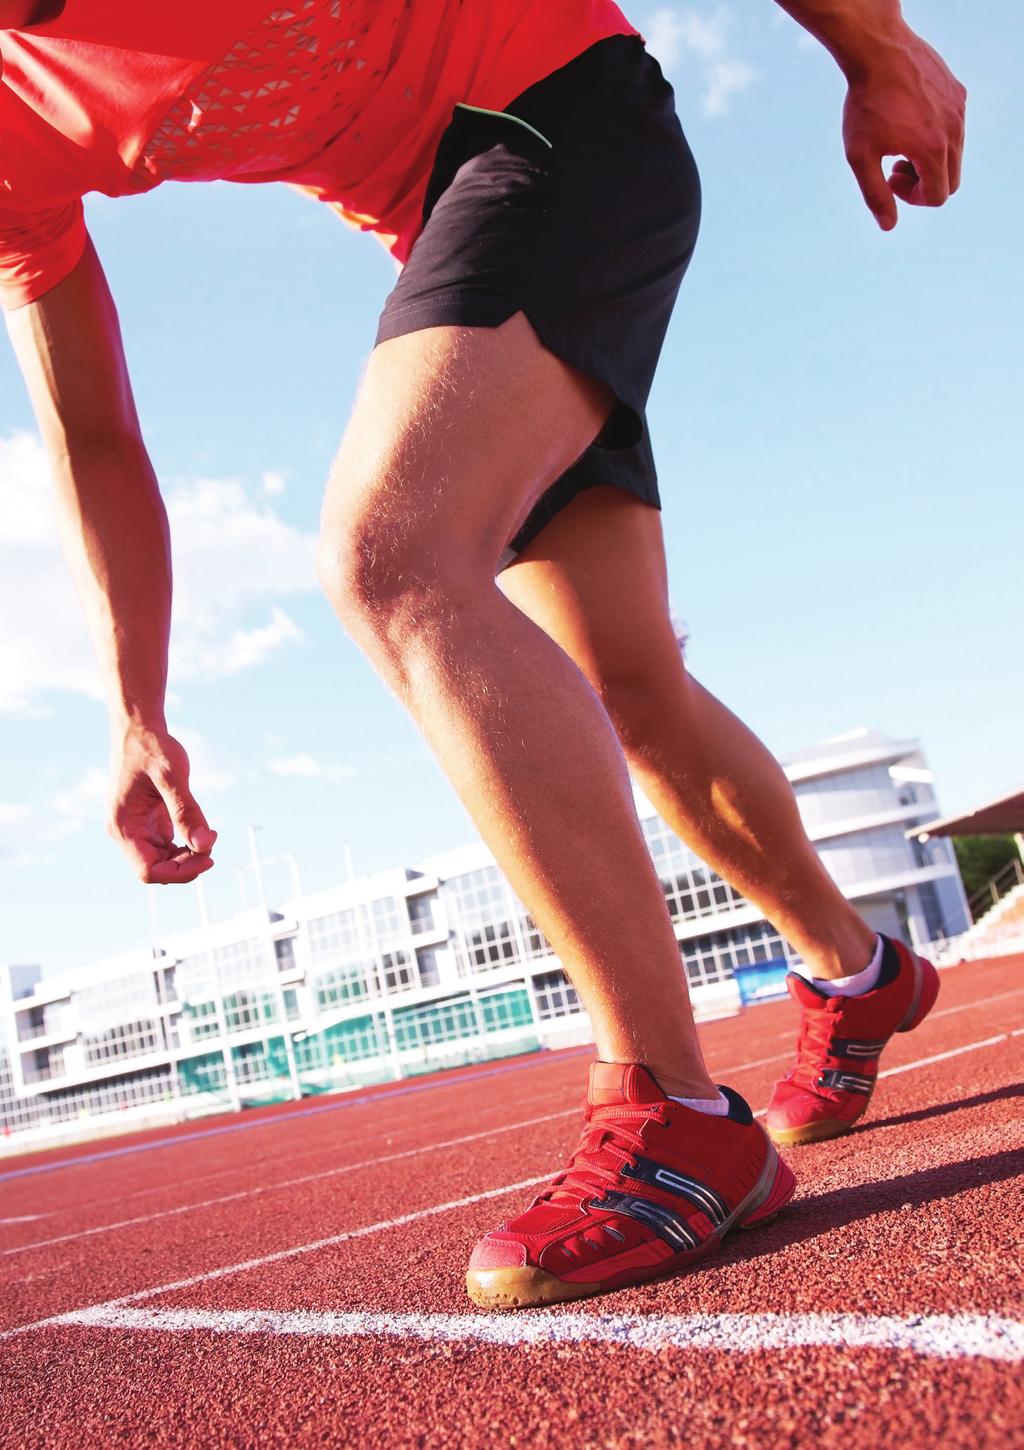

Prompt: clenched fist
xmin=108 ymin=727 xmax=217 ymax=884
xmin=842 ymin=27 xmax=967 ymax=230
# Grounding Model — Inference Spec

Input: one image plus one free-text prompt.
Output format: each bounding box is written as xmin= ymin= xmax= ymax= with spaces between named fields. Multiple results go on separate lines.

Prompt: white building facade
xmin=0 ymin=729 xmax=968 ymax=1150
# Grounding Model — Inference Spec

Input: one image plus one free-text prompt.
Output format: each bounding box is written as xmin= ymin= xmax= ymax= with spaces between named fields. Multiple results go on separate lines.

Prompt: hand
xmin=108 ymin=727 xmax=217 ymax=884
xmin=842 ymin=27 xmax=966 ymax=231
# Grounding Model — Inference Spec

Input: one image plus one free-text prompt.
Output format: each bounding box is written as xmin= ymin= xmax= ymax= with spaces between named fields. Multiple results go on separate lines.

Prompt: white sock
xmin=793 ymin=934 xmax=884 ymax=999
xmin=668 ymin=1090 xmax=731 ymax=1116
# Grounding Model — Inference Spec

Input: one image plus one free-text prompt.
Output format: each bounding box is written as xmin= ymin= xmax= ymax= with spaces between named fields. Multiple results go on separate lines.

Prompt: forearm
xmin=49 ymin=435 xmax=172 ymax=736
xmin=773 ymin=0 xmax=910 ymax=78
xmin=4 ymin=242 xmax=171 ymax=735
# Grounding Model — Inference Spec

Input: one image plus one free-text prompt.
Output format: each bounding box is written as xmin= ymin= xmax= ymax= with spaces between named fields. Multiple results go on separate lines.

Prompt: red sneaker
xmin=765 ymin=936 xmax=940 ymax=1147
xmin=465 ymin=1063 xmax=795 ymax=1310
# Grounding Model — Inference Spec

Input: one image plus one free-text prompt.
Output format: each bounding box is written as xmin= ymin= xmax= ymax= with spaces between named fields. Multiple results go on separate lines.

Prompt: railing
xmin=969 ymin=857 xmax=1024 ymax=923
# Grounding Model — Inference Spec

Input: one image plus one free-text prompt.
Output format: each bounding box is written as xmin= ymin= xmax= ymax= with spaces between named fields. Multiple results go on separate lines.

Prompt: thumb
xmin=848 ymin=148 xmax=898 ymax=231
xmin=157 ymin=771 xmax=217 ymax=854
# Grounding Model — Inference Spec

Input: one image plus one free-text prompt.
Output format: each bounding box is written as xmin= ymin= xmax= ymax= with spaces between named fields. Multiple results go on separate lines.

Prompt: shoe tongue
xmin=588 ymin=1061 xmax=667 ymax=1107
xmin=786 ymin=972 xmax=830 ymax=1007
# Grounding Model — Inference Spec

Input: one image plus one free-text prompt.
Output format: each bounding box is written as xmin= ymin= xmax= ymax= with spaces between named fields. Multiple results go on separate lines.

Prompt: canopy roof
xmin=908 ymin=786 xmax=1024 ymax=840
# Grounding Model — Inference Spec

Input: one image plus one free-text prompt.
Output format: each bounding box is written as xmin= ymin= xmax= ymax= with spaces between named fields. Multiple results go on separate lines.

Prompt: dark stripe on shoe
xmin=818 ymin=1068 xmax=874 ymax=1094
xmin=830 ymin=1038 xmax=888 ymax=1058
xmin=620 ymin=1157 xmax=730 ymax=1225
xmin=592 ymin=1191 xmax=702 ymax=1250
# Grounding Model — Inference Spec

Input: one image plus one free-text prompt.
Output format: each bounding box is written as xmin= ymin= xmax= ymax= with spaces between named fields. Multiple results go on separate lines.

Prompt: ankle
xmin=796 ymin=919 xmax=878 ymax=980
xmin=646 ymin=1065 xmax=720 ymax=1101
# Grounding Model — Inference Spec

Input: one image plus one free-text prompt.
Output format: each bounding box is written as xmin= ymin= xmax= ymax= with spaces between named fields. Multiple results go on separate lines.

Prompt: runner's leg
xmin=318 ymin=314 xmax=717 ymax=1098
xmin=499 ymin=485 xmax=877 ymax=979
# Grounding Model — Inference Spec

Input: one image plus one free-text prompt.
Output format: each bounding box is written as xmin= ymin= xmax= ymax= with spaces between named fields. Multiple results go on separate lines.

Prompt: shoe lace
xmin=791 ymin=1005 xmax=839 ymax=1088
xmin=533 ymin=1102 xmax=667 ymax=1206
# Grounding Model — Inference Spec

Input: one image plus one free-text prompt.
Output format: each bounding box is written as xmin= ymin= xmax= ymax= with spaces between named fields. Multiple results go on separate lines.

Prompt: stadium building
xmin=0 ymin=728 xmax=968 ymax=1150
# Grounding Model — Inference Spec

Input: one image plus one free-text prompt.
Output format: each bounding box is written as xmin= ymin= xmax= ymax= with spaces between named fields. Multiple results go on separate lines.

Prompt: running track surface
xmin=1 ymin=954 xmax=1022 ymax=1448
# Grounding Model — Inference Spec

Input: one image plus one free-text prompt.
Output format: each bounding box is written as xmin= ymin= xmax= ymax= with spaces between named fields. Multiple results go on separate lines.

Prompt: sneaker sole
xmin=466 ymin=1140 xmax=796 ymax=1310
xmin=766 ymin=950 xmax=940 ymax=1148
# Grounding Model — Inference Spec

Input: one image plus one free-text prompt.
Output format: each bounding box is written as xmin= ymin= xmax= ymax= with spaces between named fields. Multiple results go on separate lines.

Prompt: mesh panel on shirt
xmin=130 ymin=0 xmax=409 ymax=188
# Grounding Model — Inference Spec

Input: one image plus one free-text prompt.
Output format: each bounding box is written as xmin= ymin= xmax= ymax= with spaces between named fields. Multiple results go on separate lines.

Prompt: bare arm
xmin=5 ymin=239 xmax=216 ymax=882
xmin=773 ymin=0 xmax=967 ymax=229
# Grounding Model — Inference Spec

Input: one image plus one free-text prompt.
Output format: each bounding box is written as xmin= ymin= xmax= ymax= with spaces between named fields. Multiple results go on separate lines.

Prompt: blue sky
xmin=1 ymin=1 xmax=1021 ymax=974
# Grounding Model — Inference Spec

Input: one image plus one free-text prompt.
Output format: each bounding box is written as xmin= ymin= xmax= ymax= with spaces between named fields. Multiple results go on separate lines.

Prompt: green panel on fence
xmin=178 ymin=1050 xmax=228 ymax=1096
xmin=481 ymin=988 xmax=533 ymax=1032
xmin=321 ymin=1014 xmax=384 ymax=1065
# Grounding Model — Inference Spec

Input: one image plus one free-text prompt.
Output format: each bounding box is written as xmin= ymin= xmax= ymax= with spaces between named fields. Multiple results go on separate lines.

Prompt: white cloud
xmin=261 ymin=469 xmax=287 ymax=497
xmin=0 ymin=768 xmax=102 ymax=866
xmin=0 ymin=433 xmax=101 ymax=712
xmin=645 ymin=5 xmax=756 ymax=118
xmin=0 ymin=433 xmax=318 ymax=713
xmin=267 ymin=752 xmax=354 ymax=785
xmin=219 ymin=608 xmax=303 ymax=676
xmin=703 ymin=57 xmax=758 ymax=119
xmin=52 ymin=766 xmax=107 ymax=821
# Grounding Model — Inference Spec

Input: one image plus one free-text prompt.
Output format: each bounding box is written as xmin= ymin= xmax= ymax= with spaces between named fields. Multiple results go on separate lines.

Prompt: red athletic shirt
xmin=0 ymin=0 xmax=638 ymax=309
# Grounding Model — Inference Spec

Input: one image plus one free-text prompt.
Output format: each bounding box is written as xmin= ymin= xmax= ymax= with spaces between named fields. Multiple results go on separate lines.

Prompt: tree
xmin=952 ymin=835 xmax=1019 ymax=909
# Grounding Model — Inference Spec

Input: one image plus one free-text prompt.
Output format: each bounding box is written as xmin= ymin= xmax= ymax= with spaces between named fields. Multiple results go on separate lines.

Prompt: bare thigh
xmin=319 ymin=313 xmax=615 ymax=595
xmin=497 ymin=484 xmax=685 ymax=698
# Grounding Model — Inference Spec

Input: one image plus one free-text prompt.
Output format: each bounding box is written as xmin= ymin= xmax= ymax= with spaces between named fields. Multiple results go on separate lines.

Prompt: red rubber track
xmin=1 ymin=955 xmax=1022 ymax=1448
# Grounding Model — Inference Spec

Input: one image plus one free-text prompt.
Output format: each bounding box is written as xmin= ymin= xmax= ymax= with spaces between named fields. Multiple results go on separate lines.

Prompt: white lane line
xmin=0 ymin=1215 xmax=50 ymax=1225
xmin=36 ymin=1306 xmax=1024 ymax=1364
xmin=58 ymin=1089 xmax=565 ymax=1219
xmin=1 ymin=1110 xmax=576 ymax=1259
xmin=707 ymin=1051 xmax=791 ymax=1075
xmin=929 ymin=986 xmax=1024 ymax=1022
xmin=0 ymin=1174 xmax=551 ymax=1341
xmin=876 ymin=1034 xmax=1012 ymax=1079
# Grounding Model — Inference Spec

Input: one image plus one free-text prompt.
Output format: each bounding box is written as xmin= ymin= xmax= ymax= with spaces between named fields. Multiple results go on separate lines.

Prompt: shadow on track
xmin=710 ymin=1147 xmax=1024 ymax=1270
xmin=860 ymin=1082 xmax=1024 ymax=1133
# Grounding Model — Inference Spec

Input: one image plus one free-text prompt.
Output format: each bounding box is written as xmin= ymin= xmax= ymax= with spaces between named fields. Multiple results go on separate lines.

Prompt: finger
xmin=893 ymin=149 xmax=949 ymax=208
xmin=113 ymin=820 xmax=214 ymax=884
xmin=888 ymin=158 xmax=920 ymax=203
xmin=155 ymin=770 xmax=217 ymax=854
xmin=144 ymin=852 xmax=215 ymax=886
xmin=132 ymin=839 xmax=214 ymax=885
xmin=847 ymin=148 xmax=897 ymax=231
xmin=918 ymin=149 xmax=950 ymax=206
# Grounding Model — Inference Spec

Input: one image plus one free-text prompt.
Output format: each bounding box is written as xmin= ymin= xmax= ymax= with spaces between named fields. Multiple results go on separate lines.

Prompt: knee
xmin=316 ymin=503 xmax=478 ymax=664
xmin=594 ymin=654 xmax=688 ymax=758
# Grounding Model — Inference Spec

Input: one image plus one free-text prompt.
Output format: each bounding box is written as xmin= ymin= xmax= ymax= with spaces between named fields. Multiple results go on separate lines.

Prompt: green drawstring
xmin=454 ymin=102 xmax=553 ymax=150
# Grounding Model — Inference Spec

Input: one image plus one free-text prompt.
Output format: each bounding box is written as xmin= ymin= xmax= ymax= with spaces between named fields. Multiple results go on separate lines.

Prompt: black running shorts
xmin=375 ymin=35 xmax=701 ymax=567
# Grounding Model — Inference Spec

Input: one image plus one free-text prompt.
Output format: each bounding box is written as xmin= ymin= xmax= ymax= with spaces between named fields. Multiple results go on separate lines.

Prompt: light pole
xmin=147 ymin=888 xmax=182 ymax=1119
xmin=196 ymin=877 xmax=242 ymax=1113
xmin=249 ymin=825 xmax=303 ymax=1102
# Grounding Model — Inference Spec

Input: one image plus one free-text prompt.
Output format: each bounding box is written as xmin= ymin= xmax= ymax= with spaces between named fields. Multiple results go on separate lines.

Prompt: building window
xmin=459 ymin=921 xmax=520 ymax=975
xmin=381 ymin=950 xmax=417 ymax=994
xmin=313 ymin=963 xmax=370 ymax=1012
xmin=81 ymin=1018 xmax=160 ymax=1068
xmin=222 ymin=989 xmax=278 ymax=1035
xmin=533 ymin=970 xmax=582 ymax=1021
xmin=408 ymin=895 xmax=436 ymax=935
xmin=274 ymin=938 xmax=297 ymax=974
xmin=679 ymin=922 xmax=794 ymax=989
xmin=416 ymin=948 xmax=441 ymax=987
xmin=371 ymin=896 xmax=407 ymax=949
